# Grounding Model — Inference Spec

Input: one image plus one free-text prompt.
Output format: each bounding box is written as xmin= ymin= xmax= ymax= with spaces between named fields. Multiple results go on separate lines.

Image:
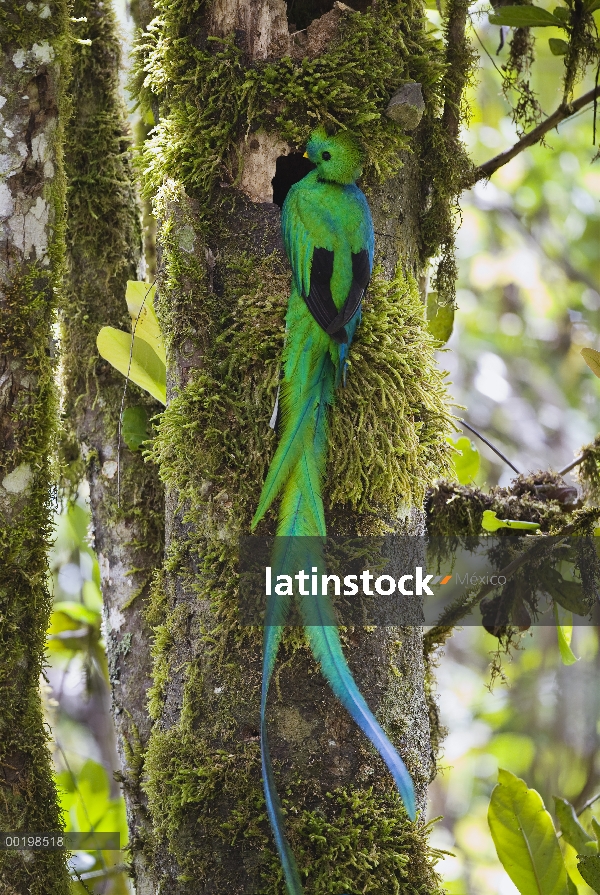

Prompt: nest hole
xmin=272 ymin=153 xmax=316 ymax=207
xmin=286 ymin=0 xmax=371 ymax=31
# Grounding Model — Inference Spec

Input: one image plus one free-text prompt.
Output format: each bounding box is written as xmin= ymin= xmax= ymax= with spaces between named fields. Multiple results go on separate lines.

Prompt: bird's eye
xmin=322 ymin=151 xmax=331 ymax=161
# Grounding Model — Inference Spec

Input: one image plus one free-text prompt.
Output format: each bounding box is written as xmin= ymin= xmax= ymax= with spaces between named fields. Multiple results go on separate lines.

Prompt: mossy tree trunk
xmin=0 ymin=3 xmax=71 ymax=893
xmin=122 ymin=1 xmax=473 ymax=892
xmin=60 ymin=0 xmax=164 ymax=887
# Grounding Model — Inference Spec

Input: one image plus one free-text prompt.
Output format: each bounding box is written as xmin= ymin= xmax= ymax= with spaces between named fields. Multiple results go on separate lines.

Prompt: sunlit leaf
xmin=554 ymin=798 xmax=596 ymax=853
xmin=553 ymin=607 xmax=579 ymax=665
xmin=556 ymin=623 xmax=578 ymax=665
xmin=578 ymin=856 xmax=600 ymax=893
xmin=581 ymin=348 xmax=600 ymax=379
xmin=125 ymin=280 xmax=166 ymax=364
xmin=482 ymin=510 xmax=540 ymax=532
xmin=488 ymin=769 xmax=570 ymax=895
xmin=489 ymin=6 xmax=564 ymax=26
xmin=122 ymin=405 xmax=150 ymax=451
xmin=449 ymin=435 xmax=480 ymax=484
xmin=82 ymin=580 xmax=102 ymax=614
xmin=549 ymin=38 xmax=569 ymax=55
xmin=592 ymin=817 xmax=600 ymax=844
xmin=427 ymin=291 xmax=455 ymax=343
xmin=97 ymin=327 xmax=166 ymax=405
xmin=53 ymin=601 xmax=98 ymax=627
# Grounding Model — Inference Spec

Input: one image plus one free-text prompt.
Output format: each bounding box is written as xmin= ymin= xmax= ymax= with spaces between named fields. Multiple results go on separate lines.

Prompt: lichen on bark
xmin=60 ymin=0 xmax=164 ymax=887
xmin=0 ymin=2 xmax=72 ymax=892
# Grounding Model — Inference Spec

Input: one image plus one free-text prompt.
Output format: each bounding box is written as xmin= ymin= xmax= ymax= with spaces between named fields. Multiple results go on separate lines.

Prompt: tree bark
xmin=60 ymin=1 xmax=163 ymax=889
xmin=126 ymin=1 xmax=461 ymax=892
xmin=0 ymin=3 xmax=72 ymax=893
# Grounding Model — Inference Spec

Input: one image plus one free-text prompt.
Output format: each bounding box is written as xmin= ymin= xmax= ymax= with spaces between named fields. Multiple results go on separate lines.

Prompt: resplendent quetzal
xmin=251 ymin=127 xmax=416 ymax=894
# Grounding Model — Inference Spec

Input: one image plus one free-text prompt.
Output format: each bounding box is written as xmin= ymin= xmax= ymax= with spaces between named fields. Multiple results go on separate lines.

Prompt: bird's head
xmin=304 ymin=127 xmax=364 ymax=185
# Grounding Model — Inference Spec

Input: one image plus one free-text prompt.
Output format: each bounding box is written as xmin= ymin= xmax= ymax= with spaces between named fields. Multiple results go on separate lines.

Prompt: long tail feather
xmin=252 ymin=349 xmax=330 ymax=530
xmin=258 ymin=292 xmax=416 ymax=895
xmin=302 ymin=609 xmax=416 ymax=820
xmin=260 ymin=528 xmax=306 ymax=895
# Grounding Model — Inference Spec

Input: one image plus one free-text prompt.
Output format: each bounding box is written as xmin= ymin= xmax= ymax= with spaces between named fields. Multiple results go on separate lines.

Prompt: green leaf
xmin=482 ymin=510 xmax=540 ymax=532
xmin=582 ymin=348 xmax=600 ymax=379
xmin=554 ymin=798 xmax=596 ymax=853
xmin=556 ymin=622 xmax=578 ymax=665
xmin=549 ymin=37 xmax=569 ymax=54
xmin=584 ymin=0 xmax=600 ymax=13
xmin=122 ymin=406 xmax=150 ymax=451
xmin=551 ymin=8 xmax=570 ymax=21
xmin=578 ymin=856 xmax=600 ymax=893
xmin=540 ymin=568 xmax=590 ymax=615
xmin=97 ymin=327 xmax=166 ymax=405
xmin=488 ymin=769 xmax=570 ymax=895
xmin=52 ymin=601 xmax=98 ymax=627
xmin=566 ymin=875 xmax=578 ymax=895
xmin=592 ymin=817 xmax=600 ymax=844
xmin=489 ymin=6 xmax=564 ymax=27
xmin=450 ymin=435 xmax=480 ymax=484
xmin=427 ymin=291 xmax=455 ymax=343
xmin=553 ymin=607 xmax=579 ymax=666
xmin=125 ymin=281 xmax=166 ymax=364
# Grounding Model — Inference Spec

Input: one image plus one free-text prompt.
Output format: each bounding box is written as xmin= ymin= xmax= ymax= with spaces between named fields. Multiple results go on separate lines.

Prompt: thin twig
xmin=558 ymin=452 xmax=588 ymax=477
xmin=71 ymin=864 xmax=128 ymax=882
xmin=471 ymin=84 xmax=600 ymax=183
xmin=459 ymin=419 xmax=521 ymax=474
xmin=577 ymin=790 xmax=600 ymax=817
xmin=70 ymin=867 xmax=94 ymax=895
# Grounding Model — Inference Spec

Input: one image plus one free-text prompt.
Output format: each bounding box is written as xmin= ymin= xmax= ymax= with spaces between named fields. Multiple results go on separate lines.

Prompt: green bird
xmin=252 ymin=127 xmax=416 ymax=894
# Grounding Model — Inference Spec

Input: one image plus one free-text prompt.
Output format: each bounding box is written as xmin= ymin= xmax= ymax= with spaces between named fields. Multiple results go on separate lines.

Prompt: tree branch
xmin=442 ymin=0 xmax=472 ymax=141
xmin=471 ymin=85 xmax=600 ymax=183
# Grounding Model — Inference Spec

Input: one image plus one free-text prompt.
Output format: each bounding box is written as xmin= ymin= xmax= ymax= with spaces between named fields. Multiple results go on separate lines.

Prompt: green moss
xmin=144 ymin=682 xmax=443 ymax=894
xmin=61 ymin=0 xmax=164 ymax=555
xmin=329 ymin=267 xmax=455 ymax=516
xmin=141 ymin=183 xmax=454 ymax=886
xmin=426 ymin=472 xmax=576 ymax=540
xmin=576 ymin=435 xmax=600 ymax=505
xmin=135 ymin=1 xmax=444 ymax=207
xmin=133 ymin=0 xmax=472 ymax=292
xmin=0 ymin=3 xmax=72 ymax=892
xmin=0 ymin=0 xmax=67 ymax=49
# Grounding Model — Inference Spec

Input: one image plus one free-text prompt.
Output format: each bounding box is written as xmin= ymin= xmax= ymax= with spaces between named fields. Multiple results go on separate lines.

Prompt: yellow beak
xmin=303 ymin=152 xmax=309 ymax=158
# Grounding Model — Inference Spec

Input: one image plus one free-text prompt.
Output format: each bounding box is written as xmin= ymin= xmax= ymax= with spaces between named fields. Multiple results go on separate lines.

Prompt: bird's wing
xmin=281 ymin=182 xmax=321 ymax=299
xmin=282 ymin=184 xmax=373 ymax=341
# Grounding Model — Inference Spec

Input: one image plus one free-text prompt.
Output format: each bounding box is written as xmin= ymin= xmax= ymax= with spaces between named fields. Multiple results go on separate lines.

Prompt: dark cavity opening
xmin=272 ymin=153 xmax=316 ymax=208
xmin=286 ymin=0 xmax=371 ymax=31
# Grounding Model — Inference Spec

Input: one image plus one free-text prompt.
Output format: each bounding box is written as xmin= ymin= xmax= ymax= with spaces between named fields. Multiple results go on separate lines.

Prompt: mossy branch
xmin=441 ymin=0 xmax=472 ymax=141
xmin=471 ymin=83 xmax=600 ymax=183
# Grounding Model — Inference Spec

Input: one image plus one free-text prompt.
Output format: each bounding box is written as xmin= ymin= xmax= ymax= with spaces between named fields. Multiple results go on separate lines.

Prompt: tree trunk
xmin=0 ymin=3 xmax=72 ymax=893
xmin=60 ymin=0 xmax=164 ymax=888
xmin=120 ymin=0 xmax=467 ymax=892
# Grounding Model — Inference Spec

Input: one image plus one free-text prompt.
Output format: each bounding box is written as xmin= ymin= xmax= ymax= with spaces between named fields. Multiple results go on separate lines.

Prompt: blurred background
xmin=45 ymin=0 xmax=600 ymax=891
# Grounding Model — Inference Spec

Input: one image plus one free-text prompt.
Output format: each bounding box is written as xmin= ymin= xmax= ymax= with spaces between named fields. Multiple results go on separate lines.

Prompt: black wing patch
xmin=303 ymin=248 xmax=370 ymax=344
